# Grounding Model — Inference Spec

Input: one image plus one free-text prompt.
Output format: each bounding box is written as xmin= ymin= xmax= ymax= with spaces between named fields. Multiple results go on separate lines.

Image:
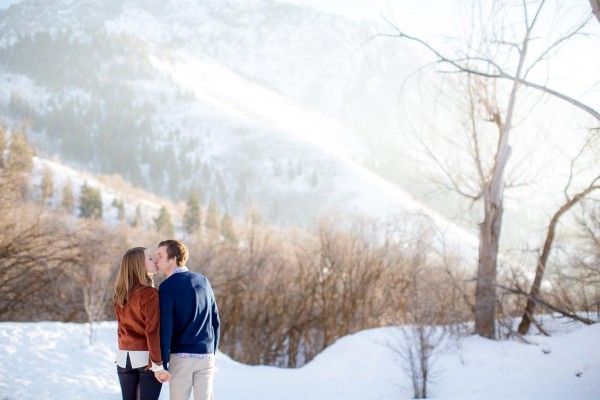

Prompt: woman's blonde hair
xmin=113 ymin=247 xmax=153 ymax=307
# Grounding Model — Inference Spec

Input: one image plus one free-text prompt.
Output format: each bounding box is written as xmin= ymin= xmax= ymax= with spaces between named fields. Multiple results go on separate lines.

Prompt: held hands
xmin=154 ymin=370 xmax=171 ymax=383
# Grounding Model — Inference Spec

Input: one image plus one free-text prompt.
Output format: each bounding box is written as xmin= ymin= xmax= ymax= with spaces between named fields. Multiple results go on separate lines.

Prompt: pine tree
xmin=9 ymin=92 xmax=29 ymax=118
xmin=220 ymin=212 xmax=237 ymax=243
xmin=287 ymin=160 xmax=295 ymax=181
xmin=0 ymin=128 xmax=6 ymax=169
xmin=111 ymin=197 xmax=125 ymax=222
xmin=245 ymin=205 xmax=262 ymax=225
xmin=6 ymin=130 xmax=34 ymax=174
xmin=132 ymin=204 xmax=143 ymax=228
xmin=40 ymin=166 xmax=53 ymax=206
xmin=205 ymin=198 xmax=219 ymax=232
xmin=184 ymin=191 xmax=201 ymax=235
xmin=3 ymin=130 xmax=34 ymax=200
xmin=310 ymin=170 xmax=318 ymax=188
xmin=155 ymin=206 xmax=174 ymax=237
xmin=61 ymin=180 xmax=74 ymax=214
xmin=79 ymin=182 xmax=103 ymax=219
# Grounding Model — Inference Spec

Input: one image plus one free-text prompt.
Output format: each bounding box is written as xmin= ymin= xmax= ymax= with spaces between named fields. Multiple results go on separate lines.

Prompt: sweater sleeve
xmin=159 ymin=283 xmax=174 ymax=370
xmin=143 ymin=288 xmax=163 ymax=369
xmin=211 ymin=287 xmax=220 ymax=353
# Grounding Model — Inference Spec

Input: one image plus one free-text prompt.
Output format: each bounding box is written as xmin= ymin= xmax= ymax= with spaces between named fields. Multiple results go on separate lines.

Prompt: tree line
xmin=1 ymin=126 xmax=598 ymax=371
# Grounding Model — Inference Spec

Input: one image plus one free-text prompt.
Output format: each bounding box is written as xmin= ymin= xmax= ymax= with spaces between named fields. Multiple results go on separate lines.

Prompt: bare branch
xmin=565 ymin=134 xmax=598 ymax=200
xmin=380 ymin=8 xmax=600 ymax=123
xmin=524 ymin=15 xmax=592 ymax=80
xmin=500 ymin=284 xmax=595 ymax=325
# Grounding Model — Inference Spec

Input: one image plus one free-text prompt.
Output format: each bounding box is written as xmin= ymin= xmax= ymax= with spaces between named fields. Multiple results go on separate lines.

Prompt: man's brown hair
xmin=158 ymin=239 xmax=189 ymax=267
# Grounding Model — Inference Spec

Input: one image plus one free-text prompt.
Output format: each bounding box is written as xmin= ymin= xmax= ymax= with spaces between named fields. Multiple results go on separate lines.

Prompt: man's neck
xmin=166 ymin=265 xmax=188 ymax=276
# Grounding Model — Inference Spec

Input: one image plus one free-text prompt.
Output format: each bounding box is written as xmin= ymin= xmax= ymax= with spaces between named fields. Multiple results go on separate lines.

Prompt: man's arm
xmin=159 ymin=284 xmax=174 ymax=370
xmin=211 ymin=287 xmax=220 ymax=353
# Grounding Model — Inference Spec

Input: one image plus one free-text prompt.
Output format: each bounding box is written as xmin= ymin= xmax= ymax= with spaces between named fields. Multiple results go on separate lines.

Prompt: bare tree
xmin=395 ymin=254 xmax=437 ymax=398
xmin=592 ymin=0 xmax=600 ymax=24
xmin=72 ymin=219 xmax=124 ymax=343
xmin=382 ymin=0 xmax=599 ymax=338
xmin=387 ymin=220 xmax=469 ymax=398
xmin=529 ymin=201 xmax=600 ymax=323
xmin=0 ymin=207 xmax=78 ymax=320
xmin=518 ymin=173 xmax=600 ymax=334
xmin=568 ymin=203 xmax=600 ymax=315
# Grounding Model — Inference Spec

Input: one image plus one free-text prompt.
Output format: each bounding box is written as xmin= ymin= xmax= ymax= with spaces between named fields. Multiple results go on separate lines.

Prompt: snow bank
xmin=0 ymin=320 xmax=598 ymax=399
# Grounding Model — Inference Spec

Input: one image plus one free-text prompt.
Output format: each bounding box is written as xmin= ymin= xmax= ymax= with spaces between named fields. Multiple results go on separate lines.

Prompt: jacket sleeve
xmin=143 ymin=288 xmax=163 ymax=369
xmin=211 ymin=286 xmax=220 ymax=353
xmin=114 ymin=302 xmax=122 ymax=344
xmin=159 ymin=284 xmax=174 ymax=370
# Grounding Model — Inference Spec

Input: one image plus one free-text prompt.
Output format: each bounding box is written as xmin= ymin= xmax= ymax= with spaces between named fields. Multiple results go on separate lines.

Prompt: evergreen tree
xmin=310 ymin=170 xmax=318 ymax=188
xmin=184 ymin=191 xmax=201 ymax=235
xmin=201 ymin=163 xmax=211 ymax=186
xmin=234 ymin=179 xmax=247 ymax=205
xmin=287 ymin=160 xmax=295 ymax=181
xmin=61 ymin=180 xmax=74 ymax=214
xmin=0 ymin=128 xmax=6 ymax=168
xmin=6 ymin=130 xmax=34 ymax=175
xmin=132 ymin=204 xmax=143 ymax=228
xmin=154 ymin=206 xmax=174 ymax=237
xmin=245 ymin=205 xmax=262 ymax=226
xmin=205 ymin=198 xmax=219 ymax=232
xmin=273 ymin=159 xmax=282 ymax=177
xmin=3 ymin=130 xmax=34 ymax=199
xmin=111 ymin=197 xmax=125 ymax=222
xmin=215 ymin=172 xmax=227 ymax=206
xmin=168 ymin=166 xmax=181 ymax=200
xmin=40 ymin=166 xmax=53 ymax=206
xmin=220 ymin=212 xmax=237 ymax=243
xmin=79 ymin=182 xmax=103 ymax=219
xmin=8 ymin=91 xmax=31 ymax=118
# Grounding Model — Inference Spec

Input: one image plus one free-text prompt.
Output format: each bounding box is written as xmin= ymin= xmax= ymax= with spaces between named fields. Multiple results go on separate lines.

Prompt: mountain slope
xmin=0 ymin=0 xmax=478 ymax=255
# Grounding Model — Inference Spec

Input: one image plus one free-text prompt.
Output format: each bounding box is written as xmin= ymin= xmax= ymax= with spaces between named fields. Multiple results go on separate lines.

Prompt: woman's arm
xmin=143 ymin=288 xmax=163 ymax=370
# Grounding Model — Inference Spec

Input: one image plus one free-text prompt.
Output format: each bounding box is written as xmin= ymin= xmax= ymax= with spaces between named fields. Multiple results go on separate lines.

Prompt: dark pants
xmin=117 ymin=355 xmax=163 ymax=400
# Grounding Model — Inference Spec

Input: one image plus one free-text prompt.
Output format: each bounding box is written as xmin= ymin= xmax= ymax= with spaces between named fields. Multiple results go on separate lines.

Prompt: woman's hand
xmin=154 ymin=370 xmax=171 ymax=383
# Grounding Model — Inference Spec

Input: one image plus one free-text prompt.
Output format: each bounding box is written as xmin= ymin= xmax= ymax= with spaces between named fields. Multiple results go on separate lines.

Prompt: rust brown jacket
xmin=114 ymin=285 xmax=163 ymax=369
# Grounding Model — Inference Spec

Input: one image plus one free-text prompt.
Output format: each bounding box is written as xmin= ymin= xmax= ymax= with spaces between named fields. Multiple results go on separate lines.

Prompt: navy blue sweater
xmin=159 ymin=270 xmax=220 ymax=370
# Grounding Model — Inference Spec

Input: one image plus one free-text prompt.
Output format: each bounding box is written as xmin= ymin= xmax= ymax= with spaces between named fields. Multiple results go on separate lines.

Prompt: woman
xmin=113 ymin=247 xmax=170 ymax=400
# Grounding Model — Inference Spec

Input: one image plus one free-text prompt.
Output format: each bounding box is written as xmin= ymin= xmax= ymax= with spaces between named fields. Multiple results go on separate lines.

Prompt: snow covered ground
xmin=0 ymin=318 xmax=598 ymax=399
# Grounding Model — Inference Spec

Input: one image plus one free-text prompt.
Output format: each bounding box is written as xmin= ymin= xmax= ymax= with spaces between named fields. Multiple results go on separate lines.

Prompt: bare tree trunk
xmin=591 ymin=0 xmax=600 ymax=24
xmin=518 ymin=178 xmax=600 ymax=334
xmin=474 ymin=27 xmax=525 ymax=337
xmin=475 ymin=197 xmax=503 ymax=338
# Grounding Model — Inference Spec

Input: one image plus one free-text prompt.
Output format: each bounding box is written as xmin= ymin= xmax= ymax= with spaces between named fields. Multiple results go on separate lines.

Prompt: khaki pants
xmin=168 ymin=355 xmax=215 ymax=400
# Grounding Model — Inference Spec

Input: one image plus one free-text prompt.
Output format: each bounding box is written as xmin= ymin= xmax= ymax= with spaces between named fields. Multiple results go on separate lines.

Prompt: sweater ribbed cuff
xmin=150 ymin=361 xmax=164 ymax=372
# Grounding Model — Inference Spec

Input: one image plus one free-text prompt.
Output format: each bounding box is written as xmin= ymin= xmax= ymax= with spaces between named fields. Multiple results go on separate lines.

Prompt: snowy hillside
xmin=30 ymin=156 xmax=184 ymax=232
xmin=0 ymin=319 xmax=598 ymax=399
xmin=0 ymin=0 xmax=426 ymax=231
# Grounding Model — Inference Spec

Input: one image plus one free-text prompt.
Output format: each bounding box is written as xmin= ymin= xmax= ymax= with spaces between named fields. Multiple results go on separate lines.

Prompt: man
xmin=155 ymin=239 xmax=220 ymax=400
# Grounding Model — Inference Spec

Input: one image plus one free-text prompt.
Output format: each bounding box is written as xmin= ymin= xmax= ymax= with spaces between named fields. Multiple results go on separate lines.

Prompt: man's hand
xmin=154 ymin=370 xmax=171 ymax=383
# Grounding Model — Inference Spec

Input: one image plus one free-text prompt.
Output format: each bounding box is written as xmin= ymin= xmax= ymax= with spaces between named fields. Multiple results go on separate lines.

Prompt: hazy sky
xmin=0 ymin=0 xmax=23 ymax=11
xmin=276 ymin=0 xmax=599 ymax=106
